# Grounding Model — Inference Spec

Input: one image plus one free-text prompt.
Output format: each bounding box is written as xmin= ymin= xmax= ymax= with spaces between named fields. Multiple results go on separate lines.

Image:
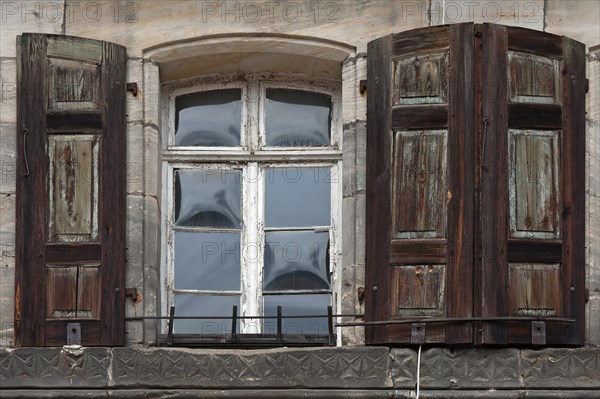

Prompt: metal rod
xmin=125 ymin=313 xmax=365 ymax=321
xmin=336 ymin=316 xmax=576 ymax=327
xmin=231 ymin=305 xmax=238 ymax=342
xmin=167 ymin=306 xmax=175 ymax=345
xmin=277 ymin=306 xmax=283 ymax=343
xmin=327 ymin=306 xmax=334 ymax=346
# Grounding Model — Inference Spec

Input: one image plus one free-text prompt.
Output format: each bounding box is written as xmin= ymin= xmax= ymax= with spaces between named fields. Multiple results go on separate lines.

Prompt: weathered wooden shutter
xmin=479 ymin=25 xmax=585 ymax=345
xmin=15 ymin=34 xmax=126 ymax=346
xmin=366 ymin=24 xmax=475 ymax=345
xmin=366 ymin=23 xmax=585 ymax=346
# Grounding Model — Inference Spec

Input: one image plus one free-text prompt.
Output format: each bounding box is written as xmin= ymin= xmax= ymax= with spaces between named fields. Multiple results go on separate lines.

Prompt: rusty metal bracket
xmin=167 ymin=306 xmax=175 ymax=346
xmin=585 ymin=288 xmax=590 ymax=302
xmin=532 ymin=321 xmax=546 ymax=345
xmin=125 ymin=287 xmax=141 ymax=304
xmin=67 ymin=323 xmax=81 ymax=345
xmin=585 ymin=78 xmax=589 ymax=93
xmin=411 ymin=323 xmax=426 ymax=344
xmin=359 ymin=79 xmax=367 ymax=95
xmin=127 ymin=82 xmax=139 ymax=96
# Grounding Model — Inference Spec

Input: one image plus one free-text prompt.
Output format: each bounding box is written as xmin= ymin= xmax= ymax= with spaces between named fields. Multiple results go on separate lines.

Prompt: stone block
xmin=143 ymin=196 xmax=160 ymax=344
xmin=355 ymin=121 xmax=367 ymax=193
xmin=588 ymin=194 xmax=600 ymax=279
xmin=430 ymin=0 xmax=544 ymax=30
xmin=355 ymin=193 xmax=366 ymax=264
xmin=341 ymin=59 xmax=357 ymax=124
xmin=0 ymin=123 xmax=16 ymax=194
xmin=588 ymin=121 xmax=600 ymax=198
xmin=0 ymin=347 xmax=110 ymax=388
xmin=126 ymin=195 xmax=144 ymax=269
xmin=390 ymin=348 xmax=418 ymax=388
xmin=126 ymin=59 xmax=144 ymax=123
xmin=341 ymin=263 xmax=356 ymax=314
xmin=0 ymin=59 xmax=17 ymax=125
xmin=393 ymin=348 xmax=525 ymax=389
xmin=0 ymin=256 xmax=15 ymax=347
xmin=143 ymin=61 xmax=160 ymax=129
xmin=126 ymin=123 xmax=144 ymax=194
xmin=355 ymin=57 xmax=367 ymax=122
xmin=342 ymin=124 xmax=357 ymax=198
xmin=520 ymin=347 xmax=600 ymax=388
xmin=143 ymin=125 xmax=159 ymax=200
xmin=587 ymin=293 xmax=600 ymax=345
xmin=545 ymin=0 xmax=600 ymax=48
xmin=64 ymin=1 xmax=429 ymax=57
xmin=589 ymin=49 xmax=600 ymax=123
xmin=342 ymin=196 xmax=356 ymax=267
xmin=125 ymin=320 xmax=144 ymax=345
xmin=0 ymin=2 xmax=63 ymax=58
xmin=109 ymin=347 xmax=392 ymax=389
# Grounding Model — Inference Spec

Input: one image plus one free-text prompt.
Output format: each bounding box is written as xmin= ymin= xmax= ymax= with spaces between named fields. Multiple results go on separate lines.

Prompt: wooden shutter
xmin=366 ymin=24 xmax=475 ymax=345
xmin=479 ymin=24 xmax=585 ymax=345
xmin=15 ymin=34 xmax=126 ymax=346
xmin=366 ymin=23 xmax=585 ymax=346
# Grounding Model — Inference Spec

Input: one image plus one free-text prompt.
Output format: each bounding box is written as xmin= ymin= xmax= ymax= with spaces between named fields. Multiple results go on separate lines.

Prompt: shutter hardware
xmin=67 ymin=323 xmax=81 ymax=345
xmin=126 ymin=82 xmax=139 ymax=96
xmin=531 ymin=321 xmax=546 ymax=345
xmin=411 ymin=322 xmax=426 ymax=344
xmin=337 ymin=316 xmax=575 ymax=327
xmin=359 ymin=80 xmax=367 ymax=95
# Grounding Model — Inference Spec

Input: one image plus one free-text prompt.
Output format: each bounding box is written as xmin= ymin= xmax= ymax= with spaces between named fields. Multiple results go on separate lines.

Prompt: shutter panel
xmin=15 ymin=34 xmax=126 ymax=346
xmin=479 ymin=24 xmax=586 ymax=345
xmin=366 ymin=24 xmax=475 ymax=344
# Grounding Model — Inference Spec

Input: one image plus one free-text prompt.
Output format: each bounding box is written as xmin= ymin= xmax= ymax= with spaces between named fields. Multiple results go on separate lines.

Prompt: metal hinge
xmin=531 ymin=321 xmax=546 ymax=345
xmin=359 ymin=80 xmax=367 ymax=95
xmin=67 ymin=323 xmax=81 ymax=345
xmin=585 ymin=288 xmax=590 ymax=302
xmin=585 ymin=78 xmax=589 ymax=93
xmin=411 ymin=322 xmax=426 ymax=344
xmin=127 ymin=82 xmax=139 ymax=96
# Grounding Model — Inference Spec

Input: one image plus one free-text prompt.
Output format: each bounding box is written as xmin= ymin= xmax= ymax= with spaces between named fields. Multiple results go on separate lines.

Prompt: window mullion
xmin=241 ymin=162 xmax=261 ymax=333
xmin=246 ymin=80 xmax=260 ymax=151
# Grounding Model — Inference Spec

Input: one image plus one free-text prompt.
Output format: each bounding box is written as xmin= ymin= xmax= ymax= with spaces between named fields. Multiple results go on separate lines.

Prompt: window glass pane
xmin=175 ymin=169 xmax=241 ymax=227
xmin=265 ymin=167 xmax=331 ymax=227
xmin=264 ymin=89 xmax=331 ymax=146
xmin=264 ymin=231 xmax=330 ymax=291
xmin=174 ymin=232 xmax=240 ymax=291
xmin=263 ymin=294 xmax=330 ymax=335
xmin=175 ymin=89 xmax=241 ymax=146
xmin=174 ymin=295 xmax=239 ymax=334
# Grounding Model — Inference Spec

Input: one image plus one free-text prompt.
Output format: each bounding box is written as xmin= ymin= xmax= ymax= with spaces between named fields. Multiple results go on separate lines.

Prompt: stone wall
xmin=1 ymin=346 xmax=599 ymax=397
xmin=0 ymin=1 xmax=599 ymax=394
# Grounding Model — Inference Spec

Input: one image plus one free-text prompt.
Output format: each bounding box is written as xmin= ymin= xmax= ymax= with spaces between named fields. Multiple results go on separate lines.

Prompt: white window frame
xmin=160 ymin=73 xmax=343 ymax=341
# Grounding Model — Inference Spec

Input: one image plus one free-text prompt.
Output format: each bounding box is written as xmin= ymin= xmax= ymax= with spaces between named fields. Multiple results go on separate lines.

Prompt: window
xmin=365 ymin=23 xmax=586 ymax=346
xmin=161 ymin=75 xmax=341 ymax=342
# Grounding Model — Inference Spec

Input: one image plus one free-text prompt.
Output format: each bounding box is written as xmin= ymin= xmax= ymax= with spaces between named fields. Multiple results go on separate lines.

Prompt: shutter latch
xmin=411 ymin=322 xmax=426 ymax=344
xmin=67 ymin=323 xmax=81 ymax=345
xmin=359 ymin=80 xmax=367 ymax=95
xmin=531 ymin=321 xmax=546 ymax=345
xmin=127 ymin=82 xmax=139 ymax=97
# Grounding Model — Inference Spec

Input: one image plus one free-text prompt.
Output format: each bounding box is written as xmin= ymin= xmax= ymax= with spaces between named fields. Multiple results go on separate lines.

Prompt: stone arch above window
xmin=143 ymin=33 xmax=356 ymax=82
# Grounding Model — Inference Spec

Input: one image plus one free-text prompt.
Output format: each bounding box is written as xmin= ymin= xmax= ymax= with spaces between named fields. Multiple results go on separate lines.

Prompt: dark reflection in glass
xmin=174 ymin=295 xmax=239 ymax=334
xmin=265 ymin=89 xmax=331 ymax=146
xmin=174 ymin=232 xmax=240 ymax=291
xmin=175 ymin=89 xmax=241 ymax=146
xmin=263 ymin=294 xmax=330 ymax=335
xmin=265 ymin=167 xmax=330 ymax=227
xmin=264 ymin=231 xmax=330 ymax=291
xmin=175 ymin=169 xmax=241 ymax=227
